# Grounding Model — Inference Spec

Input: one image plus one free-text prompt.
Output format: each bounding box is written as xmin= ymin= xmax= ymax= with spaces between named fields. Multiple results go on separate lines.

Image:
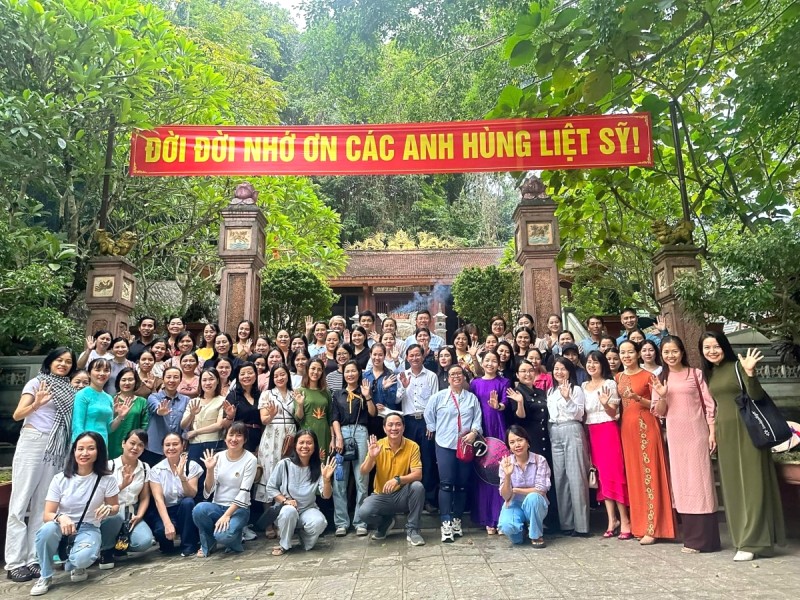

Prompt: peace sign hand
xmin=738 ymin=348 xmax=763 ymax=377
xmin=119 ymin=463 xmax=135 ymax=490
xmin=559 ymin=382 xmax=571 ymax=400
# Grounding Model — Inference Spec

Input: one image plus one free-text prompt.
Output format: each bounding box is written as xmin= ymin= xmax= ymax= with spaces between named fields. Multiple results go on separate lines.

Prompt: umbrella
xmin=473 ymin=436 xmax=510 ymax=485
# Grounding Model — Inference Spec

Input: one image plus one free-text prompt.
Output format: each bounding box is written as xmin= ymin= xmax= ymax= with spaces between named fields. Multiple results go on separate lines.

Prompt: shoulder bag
xmin=452 ymin=391 xmax=475 ymax=463
xmin=58 ymin=475 xmax=102 ymax=559
xmin=733 ymin=362 xmax=791 ymax=449
xmin=340 ymin=393 xmax=362 ymax=462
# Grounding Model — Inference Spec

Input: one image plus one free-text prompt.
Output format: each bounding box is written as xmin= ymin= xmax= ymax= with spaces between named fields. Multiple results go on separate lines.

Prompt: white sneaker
xmin=733 ymin=550 xmax=755 ymax=562
xmin=441 ymin=521 xmax=455 ymax=543
xmin=242 ymin=525 xmax=257 ymax=542
xmin=452 ymin=518 xmax=463 ymax=537
xmin=30 ymin=577 xmax=52 ymax=596
xmin=69 ymin=568 xmax=87 ymax=582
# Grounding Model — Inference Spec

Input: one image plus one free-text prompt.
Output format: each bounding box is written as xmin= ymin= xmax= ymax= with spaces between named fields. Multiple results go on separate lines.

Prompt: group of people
xmin=4 ymin=309 xmax=786 ymax=595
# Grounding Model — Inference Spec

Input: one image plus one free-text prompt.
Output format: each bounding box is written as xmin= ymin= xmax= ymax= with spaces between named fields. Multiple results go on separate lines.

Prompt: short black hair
xmin=359 ymin=310 xmax=375 ymax=321
xmin=139 ymin=316 xmax=157 ymax=326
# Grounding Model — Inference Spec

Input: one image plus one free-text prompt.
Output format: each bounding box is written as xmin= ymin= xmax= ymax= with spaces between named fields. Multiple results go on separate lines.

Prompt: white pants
xmin=275 ymin=505 xmax=327 ymax=552
xmin=4 ymin=428 xmax=59 ymax=570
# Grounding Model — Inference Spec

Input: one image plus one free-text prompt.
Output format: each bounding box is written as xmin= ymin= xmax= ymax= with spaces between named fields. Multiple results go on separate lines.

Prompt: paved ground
xmin=2 ymin=523 xmax=798 ymax=600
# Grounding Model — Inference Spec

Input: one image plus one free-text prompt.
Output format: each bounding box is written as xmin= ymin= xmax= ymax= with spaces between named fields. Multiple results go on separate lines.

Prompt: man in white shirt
xmin=396 ymin=344 xmax=439 ymax=512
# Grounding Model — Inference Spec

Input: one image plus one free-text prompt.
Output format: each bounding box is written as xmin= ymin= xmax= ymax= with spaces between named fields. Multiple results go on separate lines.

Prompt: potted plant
xmin=773 ymin=450 xmax=800 ymax=485
xmin=773 ymin=450 xmax=800 ymax=538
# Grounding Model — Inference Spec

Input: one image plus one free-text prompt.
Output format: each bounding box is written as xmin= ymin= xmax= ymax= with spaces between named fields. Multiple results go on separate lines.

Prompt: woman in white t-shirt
xmin=30 ymin=431 xmax=120 ymax=596
xmin=192 ymin=422 xmax=258 ymax=556
xmin=76 ymin=329 xmax=114 ymax=370
xmin=5 ymin=348 xmax=77 ymax=584
xmin=144 ymin=432 xmax=202 ymax=556
xmin=98 ymin=429 xmax=155 ymax=568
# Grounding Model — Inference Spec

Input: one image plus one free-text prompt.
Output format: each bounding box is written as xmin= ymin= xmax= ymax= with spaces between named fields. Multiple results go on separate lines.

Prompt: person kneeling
xmin=31 ymin=432 xmax=120 ymax=596
xmin=192 ymin=422 xmax=257 ymax=557
xmin=266 ymin=430 xmax=335 ymax=555
xmin=359 ymin=412 xmax=426 ymax=546
xmin=498 ymin=425 xmax=551 ymax=548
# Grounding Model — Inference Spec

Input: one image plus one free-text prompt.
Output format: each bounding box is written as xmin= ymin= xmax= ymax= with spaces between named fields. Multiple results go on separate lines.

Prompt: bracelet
xmin=53 ymin=513 xmax=62 ymax=524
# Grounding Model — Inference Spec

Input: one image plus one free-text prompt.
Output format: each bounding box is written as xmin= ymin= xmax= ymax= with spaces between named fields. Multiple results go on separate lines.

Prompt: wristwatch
xmin=394 ymin=476 xmax=402 ymax=487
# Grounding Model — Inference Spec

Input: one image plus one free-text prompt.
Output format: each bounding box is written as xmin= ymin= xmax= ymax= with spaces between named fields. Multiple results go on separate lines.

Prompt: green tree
xmin=260 ymin=264 xmax=338 ymax=337
xmin=676 ymin=218 xmax=800 ymax=364
xmin=452 ymin=266 xmax=520 ymax=332
xmin=489 ymin=0 xmax=799 ymax=302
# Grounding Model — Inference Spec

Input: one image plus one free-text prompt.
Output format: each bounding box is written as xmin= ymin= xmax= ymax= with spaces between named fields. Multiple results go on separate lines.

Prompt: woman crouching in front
xmin=193 ymin=422 xmax=258 ymax=556
xmin=30 ymin=432 xmax=120 ymax=596
xmin=498 ymin=425 xmax=551 ymax=548
xmin=267 ymin=430 xmax=336 ymax=556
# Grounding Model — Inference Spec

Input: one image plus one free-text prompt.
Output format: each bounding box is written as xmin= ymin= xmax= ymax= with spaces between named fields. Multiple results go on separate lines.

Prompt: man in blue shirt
xmin=144 ymin=366 xmax=190 ymax=466
xmin=579 ymin=315 xmax=605 ymax=355
xmin=404 ymin=310 xmax=444 ymax=353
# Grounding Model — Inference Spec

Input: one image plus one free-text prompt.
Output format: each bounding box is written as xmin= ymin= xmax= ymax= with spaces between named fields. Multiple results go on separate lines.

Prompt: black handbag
xmin=340 ymin=393 xmax=363 ymax=462
xmin=733 ymin=362 xmax=792 ymax=449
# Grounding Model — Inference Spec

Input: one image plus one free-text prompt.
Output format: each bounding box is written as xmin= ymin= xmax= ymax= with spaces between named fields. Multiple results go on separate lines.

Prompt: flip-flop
xmin=531 ymin=538 xmax=546 ymax=549
xmin=271 ymin=546 xmax=290 ymax=556
xmin=617 ymin=532 xmax=634 ymax=540
xmin=602 ymin=530 xmax=616 ymax=538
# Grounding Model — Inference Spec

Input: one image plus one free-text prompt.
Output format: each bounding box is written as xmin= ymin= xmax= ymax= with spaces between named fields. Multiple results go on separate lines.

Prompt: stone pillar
xmin=513 ymin=177 xmax=561 ymax=329
xmin=652 ymin=244 xmax=704 ymax=365
xmin=218 ymin=184 xmax=267 ymax=337
xmin=85 ymin=256 xmax=136 ymax=338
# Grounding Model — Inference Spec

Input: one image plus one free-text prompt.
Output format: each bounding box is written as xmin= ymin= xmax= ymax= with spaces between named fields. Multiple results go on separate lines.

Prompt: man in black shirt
xmin=128 ymin=316 xmax=157 ymax=362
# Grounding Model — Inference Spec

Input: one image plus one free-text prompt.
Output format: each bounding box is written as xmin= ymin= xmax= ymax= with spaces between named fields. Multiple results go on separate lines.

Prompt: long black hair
xmin=698 ymin=331 xmax=736 ymax=381
xmin=64 ymin=431 xmax=111 ymax=478
xmin=552 ymin=356 xmax=577 ymax=386
xmin=658 ymin=335 xmax=690 ymax=384
xmin=41 ymin=347 xmax=77 ymax=377
xmin=290 ymin=429 xmax=322 ymax=481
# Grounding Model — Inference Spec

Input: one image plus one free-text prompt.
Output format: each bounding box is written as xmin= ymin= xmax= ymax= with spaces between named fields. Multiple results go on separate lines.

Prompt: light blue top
xmin=580 ymin=338 xmax=600 ymax=355
xmin=404 ymin=332 xmax=444 ymax=353
xmin=616 ymin=331 xmax=665 ymax=347
xmin=71 ymin=386 xmax=114 ymax=445
xmin=145 ymin=389 xmax=191 ymax=455
xmin=424 ymin=387 xmax=483 ymax=450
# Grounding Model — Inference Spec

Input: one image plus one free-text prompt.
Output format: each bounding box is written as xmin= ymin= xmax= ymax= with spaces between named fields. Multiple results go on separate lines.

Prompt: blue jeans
xmin=35 ymin=521 xmax=101 ymax=579
xmin=333 ymin=424 xmax=369 ymax=529
xmin=435 ymin=445 xmax=472 ymax=523
xmin=99 ymin=513 xmax=155 ymax=552
xmin=192 ymin=502 xmax=250 ymax=555
xmin=498 ymin=493 xmax=549 ymax=544
xmin=144 ymin=497 xmax=199 ymax=555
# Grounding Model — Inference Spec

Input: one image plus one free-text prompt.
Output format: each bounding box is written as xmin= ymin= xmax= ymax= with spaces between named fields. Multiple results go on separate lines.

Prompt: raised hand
xmin=398 ymin=371 xmax=409 ymax=388
xmin=737 ymin=347 xmax=763 ymax=376
xmin=85 ymin=335 xmax=97 ymax=351
xmin=382 ymin=374 xmax=397 ymax=389
xmin=598 ymin=385 xmax=612 ymax=407
xmin=188 ymin=398 xmax=202 ymax=416
xmin=321 ymin=455 xmax=337 ymax=480
xmin=115 ymin=397 xmax=133 ymax=420
xmin=267 ymin=401 xmax=279 ymax=419
xmin=202 ymin=448 xmax=217 ymax=471
xmin=361 ymin=380 xmax=372 ymax=399
xmin=369 ymin=331 xmax=380 ymax=343
xmin=119 ymin=463 xmax=135 ymax=490
xmin=222 ymin=400 xmax=236 ymax=420
xmin=655 ymin=315 xmax=667 ymax=332
xmin=242 ymin=339 xmax=253 ymax=354
xmin=488 ymin=390 xmax=500 ymax=410
xmin=32 ymin=382 xmax=52 ymax=410
xmin=506 ymin=388 xmax=522 ymax=403
xmin=367 ymin=434 xmax=380 ymax=459
xmin=500 ymin=455 xmax=514 ymax=477
xmin=156 ymin=398 xmax=171 ymax=416
xmin=559 ymin=382 xmax=571 ymax=400
xmin=651 ymin=375 xmax=667 ymax=398
xmin=468 ymin=341 xmax=480 ymax=357
xmin=176 ymin=452 xmax=188 ymax=477
xmin=305 ymin=315 xmax=314 ymax=331
xmin=292 ymin=389 xmax=304 ymax=405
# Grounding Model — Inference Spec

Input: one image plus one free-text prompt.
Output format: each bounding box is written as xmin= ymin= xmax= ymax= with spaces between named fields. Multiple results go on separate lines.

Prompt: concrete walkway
xmin=2 ymin=525 xmax=798 ymax=599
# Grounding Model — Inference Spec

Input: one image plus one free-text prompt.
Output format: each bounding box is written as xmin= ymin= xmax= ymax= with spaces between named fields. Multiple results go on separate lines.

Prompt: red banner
xmin=129 ymin=115 xmax=652 ymax=176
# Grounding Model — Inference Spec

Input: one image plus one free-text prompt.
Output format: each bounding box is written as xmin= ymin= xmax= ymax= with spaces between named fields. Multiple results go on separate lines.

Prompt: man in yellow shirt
xmin=359 ymin=412 xmax=425 ymax=545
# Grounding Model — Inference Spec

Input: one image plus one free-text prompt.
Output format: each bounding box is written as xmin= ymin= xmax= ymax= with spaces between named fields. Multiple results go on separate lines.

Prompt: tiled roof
xmin=331 ymin=247 xmax=505 ymax=282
